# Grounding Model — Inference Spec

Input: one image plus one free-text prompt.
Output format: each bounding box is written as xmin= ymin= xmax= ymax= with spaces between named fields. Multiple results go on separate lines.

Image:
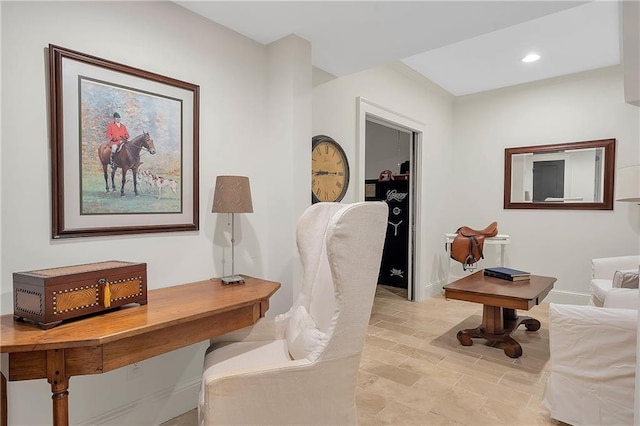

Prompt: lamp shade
xmin=212 ymin=176 xmax=253 ymax=213
xmin=615 ymin=165 xmax=640 ymax=202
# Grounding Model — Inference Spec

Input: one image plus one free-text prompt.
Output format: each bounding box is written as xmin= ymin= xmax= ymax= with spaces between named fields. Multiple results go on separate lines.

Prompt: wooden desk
xmin=0 ymin=276 xmax=280 ymax=426
xmin=443 ymin=271 xmax=555 ymax=358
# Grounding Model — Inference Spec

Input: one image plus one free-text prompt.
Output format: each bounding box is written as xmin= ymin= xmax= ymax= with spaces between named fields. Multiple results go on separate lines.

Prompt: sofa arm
xmin=592 ymin=255 xmax=640 ymax=279
xmin=543 ymin=303 xmax=637 ymax=426
xmin=604 ymin=288 xmax=639 ymax=309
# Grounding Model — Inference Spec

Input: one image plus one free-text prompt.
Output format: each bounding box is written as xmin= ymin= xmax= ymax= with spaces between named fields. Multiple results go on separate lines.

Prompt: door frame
xmin=356 ymin=97 xmax=426 ymax=302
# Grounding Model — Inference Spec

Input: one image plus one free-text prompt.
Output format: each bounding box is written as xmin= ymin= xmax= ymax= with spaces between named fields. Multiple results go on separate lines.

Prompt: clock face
xmin=311 ymin=135 xmax=350 ymax=203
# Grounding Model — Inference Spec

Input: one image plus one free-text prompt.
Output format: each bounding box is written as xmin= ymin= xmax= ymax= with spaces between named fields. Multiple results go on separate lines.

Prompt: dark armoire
xmin=365 ymin=178 xmax=409 ymax=289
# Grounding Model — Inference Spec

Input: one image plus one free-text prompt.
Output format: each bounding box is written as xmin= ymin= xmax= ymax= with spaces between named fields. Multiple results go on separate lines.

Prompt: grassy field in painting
xmin=81 ymin=171 xmax=181 ymax=215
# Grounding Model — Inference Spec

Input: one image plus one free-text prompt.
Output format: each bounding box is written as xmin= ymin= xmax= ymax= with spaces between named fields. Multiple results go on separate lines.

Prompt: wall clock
xmin=311 ymin=135 xmax=350 ymax=203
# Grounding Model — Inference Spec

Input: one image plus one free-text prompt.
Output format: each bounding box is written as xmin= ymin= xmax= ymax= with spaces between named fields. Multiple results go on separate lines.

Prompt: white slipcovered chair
xmin=543 ymin=288 xmax=638 ymax=425
xmin=589 ymin=255 xmax=640 ymax=306
xmin=198 ymin=201 xmax=388 ymax=425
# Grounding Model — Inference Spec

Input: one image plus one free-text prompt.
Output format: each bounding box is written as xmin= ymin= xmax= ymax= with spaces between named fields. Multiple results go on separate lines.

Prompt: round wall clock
xmin=311 ymin=135 xmax=350 ymax=203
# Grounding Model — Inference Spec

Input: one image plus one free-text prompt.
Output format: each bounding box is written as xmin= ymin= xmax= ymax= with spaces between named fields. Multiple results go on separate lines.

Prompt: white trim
xmin=77 ymin=377 xmax=200 ymax=425
xmin=544 ymin=289 xmax=591 ymax=306
xmin=356 ymin=97 xmax=427 ymax=302
xmin=366 ymin=115 xmax=414 ymax=135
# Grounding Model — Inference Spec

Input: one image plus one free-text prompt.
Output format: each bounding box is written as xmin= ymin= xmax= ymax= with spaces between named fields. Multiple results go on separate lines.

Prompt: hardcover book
xmin=484 ymin=267 xmax=530 ymax=281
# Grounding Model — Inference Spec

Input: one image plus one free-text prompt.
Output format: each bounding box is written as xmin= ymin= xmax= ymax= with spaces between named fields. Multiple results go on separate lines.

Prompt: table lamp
xmin=615 ymin=165 xmax=640 ymax=203
xmin=212 ymin=176 xmax=253 ymax=284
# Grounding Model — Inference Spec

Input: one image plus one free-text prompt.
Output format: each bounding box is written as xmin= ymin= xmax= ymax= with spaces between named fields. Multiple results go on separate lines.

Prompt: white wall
xmin=451 ymin=66 xmax=640 ymax=301
xmin=313 ymin=63 xmax=455 ymax=297
xmin=266 ymin=34 xmax=312 ymax=300
xmin=1 ymin=1 xmax=309 ymax=424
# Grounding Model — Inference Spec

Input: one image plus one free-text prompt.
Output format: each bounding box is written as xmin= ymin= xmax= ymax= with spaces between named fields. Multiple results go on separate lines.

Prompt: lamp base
xmin=220 ymin=274 xmax=245 ymax=285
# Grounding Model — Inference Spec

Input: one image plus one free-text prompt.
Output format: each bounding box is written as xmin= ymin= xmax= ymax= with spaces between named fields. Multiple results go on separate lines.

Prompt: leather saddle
xmin=450 ymin=222 xmax=498 ymax=270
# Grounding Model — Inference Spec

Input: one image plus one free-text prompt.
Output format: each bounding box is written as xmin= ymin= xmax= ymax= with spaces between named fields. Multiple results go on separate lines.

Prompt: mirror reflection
xmin=510 ymin=147 xmax=605 ymax=203
xmin=504 ymin=139 xmax=615 ymax=210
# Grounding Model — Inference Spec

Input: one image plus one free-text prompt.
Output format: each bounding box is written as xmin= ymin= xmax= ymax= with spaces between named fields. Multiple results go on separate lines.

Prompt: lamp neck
xmin=230 ymin=213 xmax=236 ymax=276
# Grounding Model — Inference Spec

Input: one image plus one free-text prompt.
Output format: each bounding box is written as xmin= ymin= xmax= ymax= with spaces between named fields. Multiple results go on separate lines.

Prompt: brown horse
xmin=97 ymin=132 xmax=156 ymax=196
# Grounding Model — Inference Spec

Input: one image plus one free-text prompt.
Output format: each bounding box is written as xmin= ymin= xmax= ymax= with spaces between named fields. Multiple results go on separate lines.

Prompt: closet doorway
xmin=356 ymin=98 xmax=424 ymax=302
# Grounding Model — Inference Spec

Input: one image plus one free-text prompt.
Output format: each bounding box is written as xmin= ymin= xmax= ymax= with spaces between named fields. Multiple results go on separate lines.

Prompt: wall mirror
xmin=504 ymin=138 xmax=615 ymax=210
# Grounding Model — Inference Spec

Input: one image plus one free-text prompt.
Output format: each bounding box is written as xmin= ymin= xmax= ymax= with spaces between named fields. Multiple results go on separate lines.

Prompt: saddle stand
xmin=450 ymin=222 xmax=498 ymax=271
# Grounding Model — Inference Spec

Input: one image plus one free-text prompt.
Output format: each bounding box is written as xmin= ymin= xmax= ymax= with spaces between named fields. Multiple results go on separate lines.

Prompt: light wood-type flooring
xmin=162 ymin=285 xmax=564 ymax=425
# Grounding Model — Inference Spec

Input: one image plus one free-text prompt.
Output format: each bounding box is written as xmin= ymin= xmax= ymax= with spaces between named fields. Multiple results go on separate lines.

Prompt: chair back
xmin=290 ymin=201 xmax=388 ymax=361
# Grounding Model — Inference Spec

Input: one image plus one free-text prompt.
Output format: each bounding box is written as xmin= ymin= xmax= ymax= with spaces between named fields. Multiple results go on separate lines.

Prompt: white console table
xmin=445 ymin=234 xmax=511 ymax=281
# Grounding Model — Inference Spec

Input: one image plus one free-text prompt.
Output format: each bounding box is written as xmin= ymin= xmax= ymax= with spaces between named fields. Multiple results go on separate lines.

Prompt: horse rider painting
xmin=106 ymin=112 xmax=129 ymax=166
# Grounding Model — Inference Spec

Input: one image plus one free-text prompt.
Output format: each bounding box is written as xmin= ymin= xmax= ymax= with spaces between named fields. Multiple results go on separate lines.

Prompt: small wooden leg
xmin=456 ymin=326 xmax=486 ymax=346
xmin=521 ymin=317 xmax=541 ymax=331
xmin=457 ymin=330 xmax=474 ymax=346
xmin=502 ymin=337 xmax=523 ymax=358
xmin=47 ymin=349 xmax=69 ymax=426
xmin=1 ymin=372 xmax=7 ymax=426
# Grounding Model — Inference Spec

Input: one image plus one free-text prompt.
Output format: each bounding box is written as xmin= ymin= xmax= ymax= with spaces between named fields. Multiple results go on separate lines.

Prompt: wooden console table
xmin=0 ymin=276 xmax=280 ymax=426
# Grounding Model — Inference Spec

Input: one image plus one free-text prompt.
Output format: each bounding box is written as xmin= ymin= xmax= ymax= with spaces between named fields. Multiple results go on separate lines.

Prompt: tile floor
xmin=162 ymin=285 xmax=564 ymax=425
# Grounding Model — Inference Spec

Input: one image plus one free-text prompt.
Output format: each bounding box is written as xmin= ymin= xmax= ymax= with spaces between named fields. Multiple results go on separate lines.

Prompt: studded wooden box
xmin=13 ymin=260 xmax=147 ymax=329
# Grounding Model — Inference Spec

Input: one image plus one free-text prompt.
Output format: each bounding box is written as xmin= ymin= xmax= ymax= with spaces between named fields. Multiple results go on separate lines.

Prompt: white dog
xmin=138 ymin=169 xmax=178 ymax=199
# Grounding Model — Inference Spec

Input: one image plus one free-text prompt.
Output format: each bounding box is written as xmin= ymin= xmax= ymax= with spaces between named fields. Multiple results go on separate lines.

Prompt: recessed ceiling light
xmin=522 ymin=53 xmax=541 ymax=63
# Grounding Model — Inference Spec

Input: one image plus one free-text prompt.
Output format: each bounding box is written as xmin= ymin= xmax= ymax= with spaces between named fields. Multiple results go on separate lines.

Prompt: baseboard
xmin=420 ymin=280 xmax=443 ymax=300
xmin=77 ymin=377 xmax=200 ymax=425
xmin=544 ymin=289 xmax=591 ymax=305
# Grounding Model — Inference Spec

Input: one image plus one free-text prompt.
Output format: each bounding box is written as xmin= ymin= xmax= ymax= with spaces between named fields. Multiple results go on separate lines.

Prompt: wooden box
xmin=13 ymin=260 xmax=147 ymax=329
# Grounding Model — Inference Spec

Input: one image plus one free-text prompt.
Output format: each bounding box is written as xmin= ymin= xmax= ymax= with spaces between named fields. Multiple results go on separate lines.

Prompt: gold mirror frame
xmin=504 ymin=138 xmax=615 ymax=210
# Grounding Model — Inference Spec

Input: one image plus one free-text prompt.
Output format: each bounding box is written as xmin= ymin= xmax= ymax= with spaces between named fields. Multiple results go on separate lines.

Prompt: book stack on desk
xmin=484 ymin=267 xmax=531 ymax=281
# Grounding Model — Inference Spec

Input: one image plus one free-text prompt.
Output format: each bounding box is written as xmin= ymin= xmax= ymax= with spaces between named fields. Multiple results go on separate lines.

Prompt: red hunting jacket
xmin=106 ymin=122 xmax=130 ymax=147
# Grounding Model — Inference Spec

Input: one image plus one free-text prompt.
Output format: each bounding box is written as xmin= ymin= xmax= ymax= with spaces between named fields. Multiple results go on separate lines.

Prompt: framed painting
xmin=49 ymin=44 xmax=200 ymax=238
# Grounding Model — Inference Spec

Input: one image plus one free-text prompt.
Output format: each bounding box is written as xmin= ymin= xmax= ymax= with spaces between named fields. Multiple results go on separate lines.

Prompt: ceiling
xmin=175 ymin=1 xmax=621 ymax=96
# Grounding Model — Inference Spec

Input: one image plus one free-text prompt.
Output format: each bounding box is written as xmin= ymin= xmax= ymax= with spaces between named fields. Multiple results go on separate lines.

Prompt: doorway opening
xmin=356 ymin=97 xmax=424 ymax=302
xmin=533 ymin=160 xmax=565 ymax=201
xmin=364 ymin=121 xmax=413 ymax=299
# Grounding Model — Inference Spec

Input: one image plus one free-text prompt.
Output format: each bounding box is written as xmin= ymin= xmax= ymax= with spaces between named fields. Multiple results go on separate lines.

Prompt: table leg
xmin=483 ymin=305 xmax=504 ymax=334
xmin=456 ymin=305 xmax=539 ymax=358
xmin=1 ymin=372 xmax=7 ymax=426
xmin=47 ymin=349 xmax=69 ymax=426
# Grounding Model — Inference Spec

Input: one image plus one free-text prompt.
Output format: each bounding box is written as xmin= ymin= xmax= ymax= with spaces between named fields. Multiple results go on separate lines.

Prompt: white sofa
xmin=589 ymin=255 xmax=640 ymax=306
xmin=543 ymin=288 xmax=638 ymax=425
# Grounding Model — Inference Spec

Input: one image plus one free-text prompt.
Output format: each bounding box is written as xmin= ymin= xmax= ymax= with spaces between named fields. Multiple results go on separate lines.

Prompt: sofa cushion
xmin=286 ymin=305 xmax=326 ymax=360
xmin=612 ymin=269 xmax=639 ymax=289
xmin=203 ymin=339 xmax=292 ymax=381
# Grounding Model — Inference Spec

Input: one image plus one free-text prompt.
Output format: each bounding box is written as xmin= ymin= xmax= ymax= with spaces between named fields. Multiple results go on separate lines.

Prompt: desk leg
xmin=1 ymin=372 xmax=7 ymax=426
xmin=47 ymin=349 xmax=69 ymax=426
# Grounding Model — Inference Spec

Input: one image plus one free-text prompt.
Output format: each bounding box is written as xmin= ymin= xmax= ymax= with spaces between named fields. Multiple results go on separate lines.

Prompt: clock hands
xmin=313 ymin=170 xmax=340 ymax=176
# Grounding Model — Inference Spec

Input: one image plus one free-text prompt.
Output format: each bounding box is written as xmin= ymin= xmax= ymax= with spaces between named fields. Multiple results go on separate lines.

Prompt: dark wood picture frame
xmin=504 ymin=138 xmax=615 ymax=210
xmin=49 ymin=44 xmax=200 ymax=238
